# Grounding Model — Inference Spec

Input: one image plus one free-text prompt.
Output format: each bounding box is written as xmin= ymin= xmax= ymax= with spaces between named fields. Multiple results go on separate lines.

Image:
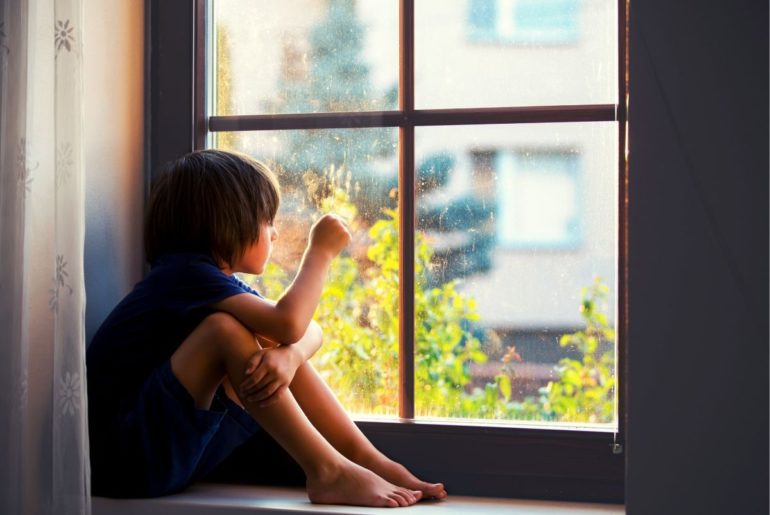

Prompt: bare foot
xmin=361 ymin=454 xmax=447 ymax=500
xmin=307 ymin=460 xmax=423 ymax=508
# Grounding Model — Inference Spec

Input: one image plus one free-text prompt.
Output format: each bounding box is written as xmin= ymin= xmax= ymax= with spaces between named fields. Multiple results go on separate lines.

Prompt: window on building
xmin=496 ymin=149 xmax=581 ymax=249
xmin=146 ymin=0 xmax=627 ymax=501
xmin=468 ymin=0 xmax=581 ymax=45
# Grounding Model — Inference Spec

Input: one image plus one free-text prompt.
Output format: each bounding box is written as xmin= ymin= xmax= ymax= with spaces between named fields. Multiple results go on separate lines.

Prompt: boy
xmin=86 ymin=149 xmax=446 ymax=507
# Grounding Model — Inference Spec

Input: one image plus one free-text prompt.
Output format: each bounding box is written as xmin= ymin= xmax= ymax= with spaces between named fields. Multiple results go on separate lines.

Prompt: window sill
xmin=92 ymin=484 xmax=625 ymax=515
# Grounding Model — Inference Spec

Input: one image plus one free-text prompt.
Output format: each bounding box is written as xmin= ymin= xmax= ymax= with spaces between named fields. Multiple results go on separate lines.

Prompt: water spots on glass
xmin=221 ymin=128 xmax=400 ymax=416
xmin=214 ymin=0 xmax=397 ymax=116
xmin=212 ymin=0 xmax=618 ymax=424
xmin=412 ymin=123 xmax=617 ymax=424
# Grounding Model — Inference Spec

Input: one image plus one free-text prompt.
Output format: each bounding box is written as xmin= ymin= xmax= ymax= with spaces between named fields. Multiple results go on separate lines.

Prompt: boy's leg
xmin=169 ymin=312 xmax=422 ymax=507
xmin=286 ymin=361 xmax=447 ymax=499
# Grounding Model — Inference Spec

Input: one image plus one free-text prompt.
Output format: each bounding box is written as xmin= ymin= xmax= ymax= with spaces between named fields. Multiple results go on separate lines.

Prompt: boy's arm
xmin=213 ymin=214 xmax=350 ymax=343
xmin=256 ymin=319 xmax=323 ymax=362
xmin=238 ymin=320 xmax=323 ymax=406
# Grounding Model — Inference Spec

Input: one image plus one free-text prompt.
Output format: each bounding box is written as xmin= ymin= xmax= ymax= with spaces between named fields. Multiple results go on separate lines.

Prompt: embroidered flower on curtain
xmin=58 ymin=372 xmax=81 ymax=416
xmin=17 ymin=138 xmax=37 ymax=197
xmin=49 ymin=254 xmax=74 ymax=312
xmin=56 ymin=143 xmax=74 ymax=189
xmin=55 ymin=19 xmax=74 ymax=53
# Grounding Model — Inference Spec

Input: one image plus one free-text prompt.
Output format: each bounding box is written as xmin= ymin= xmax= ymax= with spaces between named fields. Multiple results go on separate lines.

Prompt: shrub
xmin=245 ymin=186 xmax=615 ymax=423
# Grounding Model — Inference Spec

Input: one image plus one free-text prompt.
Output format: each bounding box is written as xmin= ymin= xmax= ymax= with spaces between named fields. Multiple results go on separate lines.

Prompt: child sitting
xmin=86 ymin=149 xmax=446 ymax=507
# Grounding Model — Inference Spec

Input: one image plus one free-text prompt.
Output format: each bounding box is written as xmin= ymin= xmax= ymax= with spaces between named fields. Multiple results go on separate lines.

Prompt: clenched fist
xmin=308 ymin=213 xmax=352 ymax=259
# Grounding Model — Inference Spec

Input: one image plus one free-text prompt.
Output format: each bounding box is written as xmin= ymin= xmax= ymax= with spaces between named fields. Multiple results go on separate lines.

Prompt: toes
xmin=411 ymin=489 xmax=424 ymax=504
xmin=390 ymin=492 xmax=409 ymax=507
xmin=381 ymin=495 xmax=399 ymax=508
xmin=395 ymin=487 xmax=424 ymax=506
xmin=422 ymin=483 xmax=447 ymax=499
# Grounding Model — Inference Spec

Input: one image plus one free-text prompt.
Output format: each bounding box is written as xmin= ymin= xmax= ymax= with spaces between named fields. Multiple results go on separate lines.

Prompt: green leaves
xmin=535 ymin=276 xmax=616 ymax=424
xmin=496 ymin=373 xmax=512 ymax=402
xmin=247 ymin=181 xmax=615 ymax=424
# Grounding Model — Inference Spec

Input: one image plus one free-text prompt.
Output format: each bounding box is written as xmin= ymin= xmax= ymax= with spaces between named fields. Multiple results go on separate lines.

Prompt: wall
xmin=627 ymin=1 xmax=768 ymax=513
xmin=83 ymin=0 xmax=144 ymax=342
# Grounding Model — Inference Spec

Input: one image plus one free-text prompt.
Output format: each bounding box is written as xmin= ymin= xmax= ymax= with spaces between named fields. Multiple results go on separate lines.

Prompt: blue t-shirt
xmin=86 ymin=253 xmax=260 ymax=425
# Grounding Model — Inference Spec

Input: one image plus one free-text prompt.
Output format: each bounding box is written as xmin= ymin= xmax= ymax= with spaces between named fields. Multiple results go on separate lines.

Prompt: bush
xmin=245 ymin=186 xmax=615 ymax=423
xmin=536 ymin=277 xmax=616 ymax=424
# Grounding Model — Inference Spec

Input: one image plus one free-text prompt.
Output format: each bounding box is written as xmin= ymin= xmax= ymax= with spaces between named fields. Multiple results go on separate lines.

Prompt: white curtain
xmin=0 ymin=0 xmax=90 ymax=514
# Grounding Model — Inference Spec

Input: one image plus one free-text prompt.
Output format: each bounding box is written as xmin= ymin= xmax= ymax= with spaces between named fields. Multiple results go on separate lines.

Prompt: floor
xmin=93 ymin=483 xmax=625 ymax=515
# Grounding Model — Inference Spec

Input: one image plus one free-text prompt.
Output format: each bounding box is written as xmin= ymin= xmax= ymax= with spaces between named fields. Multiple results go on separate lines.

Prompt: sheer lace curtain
xmin=0 ymin=0 xmax=90 ymax=514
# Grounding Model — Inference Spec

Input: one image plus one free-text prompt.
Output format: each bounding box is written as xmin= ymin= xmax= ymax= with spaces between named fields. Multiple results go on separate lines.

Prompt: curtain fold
xmin=0 ymin=0 xmax=90 ymax=514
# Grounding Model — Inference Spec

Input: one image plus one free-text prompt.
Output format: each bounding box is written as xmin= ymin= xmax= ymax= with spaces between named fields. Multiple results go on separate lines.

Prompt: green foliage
xmin=247 ymin=182 xmax=615 ymax=423
xmin=531 ymin=277 xmax=617 ymax=424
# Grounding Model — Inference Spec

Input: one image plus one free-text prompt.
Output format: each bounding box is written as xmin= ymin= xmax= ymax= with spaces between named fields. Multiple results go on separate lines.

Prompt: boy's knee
xmin=201 ymin=312 xmax=255 ymax=347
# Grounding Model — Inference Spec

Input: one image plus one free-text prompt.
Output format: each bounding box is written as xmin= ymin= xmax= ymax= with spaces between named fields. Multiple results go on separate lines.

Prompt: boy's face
xmin=234 ymin=221 xmax=277 ymax=275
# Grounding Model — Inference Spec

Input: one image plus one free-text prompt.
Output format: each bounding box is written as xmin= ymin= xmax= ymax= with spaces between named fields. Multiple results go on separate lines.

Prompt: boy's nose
xmin=271 ymin=228 xmax=278 ymax=241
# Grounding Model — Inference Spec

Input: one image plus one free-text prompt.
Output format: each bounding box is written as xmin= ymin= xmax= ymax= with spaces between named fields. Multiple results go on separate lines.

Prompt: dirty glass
xmin=212 ymin=0 xmax=398 ymax=115
xmin=216 ymin=128 xmax=401 ymax=418
xmin=210 ymin=0 xmax=620 ymax=429
xmin=416 ymin=0 xmax=618 ymax=109
xmin=414 ymin=122 xmax=618 ymax=427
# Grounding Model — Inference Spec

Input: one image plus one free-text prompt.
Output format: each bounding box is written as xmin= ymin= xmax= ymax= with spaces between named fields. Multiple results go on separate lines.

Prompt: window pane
xmin=213 ymin=128 xmax=400 ymax=417
xmin=416 ymin=0 xmax=618 ymax=108
xmin=414 ymin=122 xmax=617 ymax=428
xmin=212 ymin=0 xmax=398 ymax=115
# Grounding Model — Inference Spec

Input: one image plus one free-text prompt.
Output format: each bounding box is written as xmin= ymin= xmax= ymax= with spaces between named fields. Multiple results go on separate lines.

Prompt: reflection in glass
xmin=414 ymin=123 xmax=618 ymax=427
xmin=215 ymin=129 xmax=400 ymax=417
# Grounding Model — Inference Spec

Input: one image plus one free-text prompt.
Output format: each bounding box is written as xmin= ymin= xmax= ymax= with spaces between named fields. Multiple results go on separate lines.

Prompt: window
xmin=468 ymin=0 xmax=580 ymax=45
xmin=146 ymin=0 xmax=627 ymax=502
xmin=496 ymin=149 xmax=581 ymax=249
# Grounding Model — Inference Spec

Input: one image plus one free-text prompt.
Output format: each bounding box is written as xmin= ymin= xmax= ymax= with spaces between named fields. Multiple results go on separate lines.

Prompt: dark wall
xmin=627 ymin=1 xmax=768 ymax=513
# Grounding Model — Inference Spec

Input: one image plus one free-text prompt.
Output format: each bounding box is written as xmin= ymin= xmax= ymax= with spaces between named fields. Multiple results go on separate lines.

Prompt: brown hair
xmin=144 ymin=149 xmax=280 ymax=267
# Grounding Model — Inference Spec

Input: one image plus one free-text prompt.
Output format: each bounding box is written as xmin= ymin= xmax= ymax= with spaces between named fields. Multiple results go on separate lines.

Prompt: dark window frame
xmin=144 ymin=0 xmax=627 ymax=503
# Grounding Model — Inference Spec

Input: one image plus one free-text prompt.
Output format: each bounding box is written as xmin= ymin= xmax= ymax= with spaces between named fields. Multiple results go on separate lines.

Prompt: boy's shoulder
xmin=145 ymin=252 xmax=261 ymax=300
xmin=88 ymin=253 xmax=260 ymax=356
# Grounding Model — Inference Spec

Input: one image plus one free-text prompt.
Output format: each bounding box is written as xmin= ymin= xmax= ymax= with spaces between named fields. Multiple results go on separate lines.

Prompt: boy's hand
xmin=239 ymin=345 xmax=303 ymax=407
xmin=308 ymin=213 xmax=351 ymax=259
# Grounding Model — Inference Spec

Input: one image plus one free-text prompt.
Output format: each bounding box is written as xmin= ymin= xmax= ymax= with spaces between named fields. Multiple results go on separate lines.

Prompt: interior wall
xmin=83 ymin=0 xmax=144 ymax=342
xmin=627 ymin=1 xmax=768 ymax=513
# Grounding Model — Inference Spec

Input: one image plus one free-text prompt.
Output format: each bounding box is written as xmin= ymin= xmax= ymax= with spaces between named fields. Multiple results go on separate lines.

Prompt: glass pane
xmin=214 ymin=128 xmax=400 ymax=417
xmin=414 ymin=122 xmax=617 ymax=428
xmin=416 ymin=0 xmax=618 ymax=108
xmin=212 ymin=0 xmax=398 ymax=115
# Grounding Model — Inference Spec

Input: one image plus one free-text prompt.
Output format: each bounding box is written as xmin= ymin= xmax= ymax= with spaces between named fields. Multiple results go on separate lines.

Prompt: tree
xmin=278 ymin=0 xmax=393 ymax=191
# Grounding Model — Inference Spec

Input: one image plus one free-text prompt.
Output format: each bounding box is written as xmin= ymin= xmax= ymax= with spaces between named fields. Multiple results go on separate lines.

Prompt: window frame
xmin=144 ymin=0 xmax=628 ymax=503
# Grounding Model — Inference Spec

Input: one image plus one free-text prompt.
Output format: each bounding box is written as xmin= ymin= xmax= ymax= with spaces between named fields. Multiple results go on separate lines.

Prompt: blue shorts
xmin=91 ymin=361 xmax=260 ymax=497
